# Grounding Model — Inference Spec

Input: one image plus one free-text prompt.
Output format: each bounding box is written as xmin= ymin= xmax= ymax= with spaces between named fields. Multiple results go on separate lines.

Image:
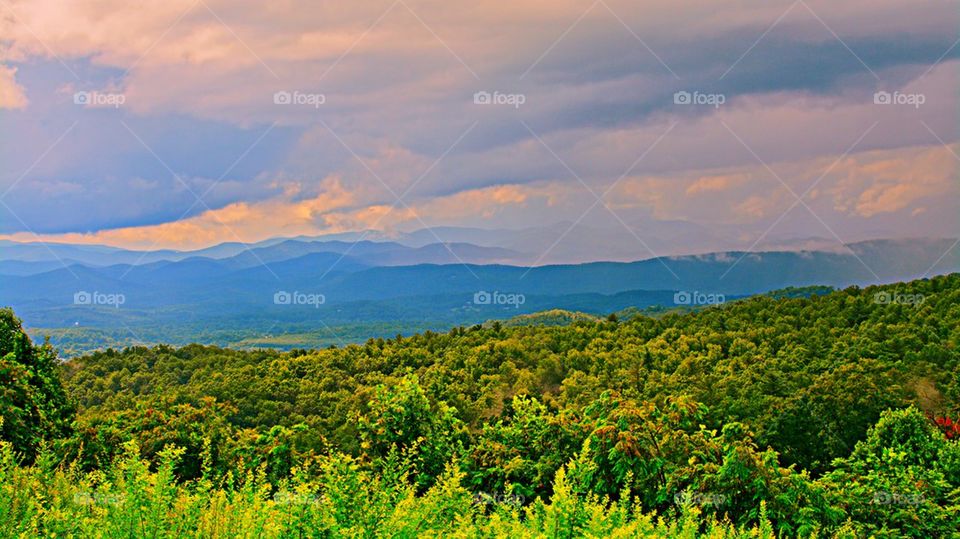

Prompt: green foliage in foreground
xmin=1 ymin=407 xmax=956 ymax=538
xmin=0 ymin=437 xmax=774 ymax=539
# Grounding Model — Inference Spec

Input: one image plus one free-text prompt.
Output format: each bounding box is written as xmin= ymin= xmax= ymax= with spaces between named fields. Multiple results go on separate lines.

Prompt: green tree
xmin=464 ymin=395 xmax=584 ymax=501
xmin=820 ymin=407 xmax=960 ymax=537
xmin=0 ymin=308 xmax=72 ymax=460
xmin=358 ymin=375 xmax=466 ymax=491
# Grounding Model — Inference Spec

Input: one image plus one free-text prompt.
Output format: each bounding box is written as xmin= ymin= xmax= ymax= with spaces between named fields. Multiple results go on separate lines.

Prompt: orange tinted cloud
xmin=1 ymin=177 xmax=355 ymax=249
xmin=0 ymin=181 xmax=548 ymax=249
xmin=318 ymin=184 xmax=542 ymax=233
xmin=685 ymin=173 xmax=750 ymax=195
xmin=608 ymin=142 xmax=957 ymax=224
xmin=829 ymin=144 xmax=957 ymax=217
xmin=0 ymin=65 xmax=28 ymax=109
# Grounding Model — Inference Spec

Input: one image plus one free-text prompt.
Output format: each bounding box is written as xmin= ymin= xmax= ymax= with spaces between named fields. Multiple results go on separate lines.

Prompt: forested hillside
xmin=2 ymin=274 xmax=959 ymax=537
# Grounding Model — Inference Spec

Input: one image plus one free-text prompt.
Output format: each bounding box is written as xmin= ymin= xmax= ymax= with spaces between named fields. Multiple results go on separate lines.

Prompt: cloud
xmin=686 ymin=174 xmax=750 ymax=195
xmin=0 ymin=179 xmax=545 ymax=249
xmin=0 ymin=176 xmax=353 ymax=249
xmin=828 ymin=144 xmax=957 ymax=217
xmin=0 ymin=0 xmax=957 ymax=252
xmin=2 ymin=0 xmax=956 ymax=126
xmin=0 ymin=65 xmax=28 ymax=108
xmin=3 ymin=139 xmax=954 ymax=250
xmin=608 ymin=142 xmax=957 ymax=226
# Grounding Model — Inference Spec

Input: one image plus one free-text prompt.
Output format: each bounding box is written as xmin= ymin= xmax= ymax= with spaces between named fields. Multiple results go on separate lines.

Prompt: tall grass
xmin=0 ymin=439 xmax=788 ymax=538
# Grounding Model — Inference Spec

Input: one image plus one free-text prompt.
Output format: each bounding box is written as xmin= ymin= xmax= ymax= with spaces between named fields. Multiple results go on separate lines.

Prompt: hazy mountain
xmin=4 ymin=235 xmax=955 ymax=356
xmin=8 ymin=219 xmax=948 ymax=272
xmin=3 ymin=235 xmax=955 ymax=323
xmin=355 ymin=224 xmax=915 ymax=264
xmin=0 ymin=238 xmax=526 ymax=274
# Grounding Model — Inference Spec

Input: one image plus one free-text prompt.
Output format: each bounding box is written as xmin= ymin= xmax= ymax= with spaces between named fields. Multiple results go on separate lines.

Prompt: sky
xmin=0 ymin=0 xmax=958 ymax=256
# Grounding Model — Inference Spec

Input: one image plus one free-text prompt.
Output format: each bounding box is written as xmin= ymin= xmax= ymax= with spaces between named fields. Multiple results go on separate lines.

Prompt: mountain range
xmin=1 ymin=230 xmax=957 ymax=356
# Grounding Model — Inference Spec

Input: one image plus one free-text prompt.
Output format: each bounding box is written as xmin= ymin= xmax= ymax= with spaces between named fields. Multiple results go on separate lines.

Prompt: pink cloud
xmin=0 ymin=64 xmax=28 ymax=108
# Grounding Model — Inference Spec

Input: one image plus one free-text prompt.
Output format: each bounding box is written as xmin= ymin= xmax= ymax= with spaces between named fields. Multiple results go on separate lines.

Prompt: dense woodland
xmin=1 ymin=274 xmax=959 ymax=537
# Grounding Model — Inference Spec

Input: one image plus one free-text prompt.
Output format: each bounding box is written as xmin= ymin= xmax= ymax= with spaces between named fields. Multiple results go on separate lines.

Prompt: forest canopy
xmin=1 ymin=274 xmax=959 ymax=537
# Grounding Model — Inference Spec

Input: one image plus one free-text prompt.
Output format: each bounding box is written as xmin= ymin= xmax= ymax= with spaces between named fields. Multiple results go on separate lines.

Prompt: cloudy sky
xmin=0 ymin=0 xmax=957 ymax=256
